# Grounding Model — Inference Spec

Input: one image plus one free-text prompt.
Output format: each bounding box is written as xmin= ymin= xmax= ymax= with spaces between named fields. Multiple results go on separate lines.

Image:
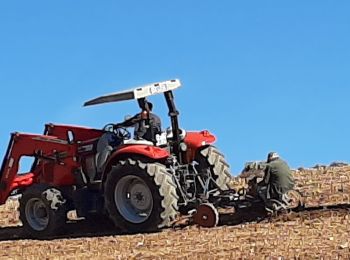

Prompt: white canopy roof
xmin=84 ymin=79 xmax=181 ymax=106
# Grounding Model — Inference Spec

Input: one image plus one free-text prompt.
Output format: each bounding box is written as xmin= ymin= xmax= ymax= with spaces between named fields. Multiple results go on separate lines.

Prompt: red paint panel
xmin=113 ymin=145 xmax=170 ymax=159
xmin=0 ymin=132 xmax=80 ymax=204
xmin=46 ymin=124 xmax=104 ymax=141
xmin=10 ymin=173 xmax=35 ymax=190
xmin=184 ymin=131 xmax=216 ymax=162
xmin=184 ymin=131 xmax=216 ymax=149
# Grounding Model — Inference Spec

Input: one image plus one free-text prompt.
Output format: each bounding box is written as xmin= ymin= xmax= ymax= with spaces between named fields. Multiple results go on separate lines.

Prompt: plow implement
xmin=182 ymin=185 xmax=305 ymax=228
xmin=185 ymin=164 xmax=350 ymax=229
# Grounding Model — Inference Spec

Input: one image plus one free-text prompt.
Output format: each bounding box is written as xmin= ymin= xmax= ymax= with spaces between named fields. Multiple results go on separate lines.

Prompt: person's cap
xmin=267 ymin=152 xmax=279 ymax=161
xmin=146 ymin=101 xmax=153 ymax=110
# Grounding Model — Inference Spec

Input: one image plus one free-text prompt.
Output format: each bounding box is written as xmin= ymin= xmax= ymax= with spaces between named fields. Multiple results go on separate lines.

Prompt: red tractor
xmin=0 ymin=79 xmax=232 ymax=238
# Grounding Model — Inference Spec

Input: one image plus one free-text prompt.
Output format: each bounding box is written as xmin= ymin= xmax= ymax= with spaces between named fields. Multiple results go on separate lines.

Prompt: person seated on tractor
xmin=257 ymin=152 xmax=295 ymax=211
xmin=115 ymin=101 xmax=162 ymax=143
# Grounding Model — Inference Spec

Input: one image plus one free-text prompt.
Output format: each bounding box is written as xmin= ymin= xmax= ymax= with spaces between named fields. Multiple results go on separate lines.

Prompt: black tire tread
xmin=104 ymin=159 xmax=178 ymax=232
xmin=200 ymin=146 xmax=232 ymax=190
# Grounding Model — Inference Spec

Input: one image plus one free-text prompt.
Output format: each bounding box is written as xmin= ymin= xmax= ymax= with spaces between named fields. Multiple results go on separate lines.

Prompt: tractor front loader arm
xmin=0 ymin=132 xmax=79 ymax=205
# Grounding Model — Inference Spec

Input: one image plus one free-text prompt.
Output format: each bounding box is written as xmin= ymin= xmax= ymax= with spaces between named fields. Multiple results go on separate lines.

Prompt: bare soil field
xmin=0 ymin=166 xmax=349 ymax=259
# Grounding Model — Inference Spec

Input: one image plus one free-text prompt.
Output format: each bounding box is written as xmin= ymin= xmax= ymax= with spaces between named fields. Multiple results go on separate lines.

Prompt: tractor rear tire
xmin=104 ymin=159 xmax=178 ymax=233
xmin=19 ymin=185 xmax=67 ymax=239
xmin=197 ymin=146 xmax=232 ymax=191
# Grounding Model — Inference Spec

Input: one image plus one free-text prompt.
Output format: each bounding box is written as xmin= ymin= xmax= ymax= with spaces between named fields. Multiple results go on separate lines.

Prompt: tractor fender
xmin=184 ymin=130 xmax=216 ymax=149
xmin=184 ymin=131 xmax=216 ymax=162
xmin=9 ymin=173 xmax=35 ymax=192
xmin=112 ymin=145 xmax=170 ymax=159
xmin=103 ymin=145 xmax=170 ymax=178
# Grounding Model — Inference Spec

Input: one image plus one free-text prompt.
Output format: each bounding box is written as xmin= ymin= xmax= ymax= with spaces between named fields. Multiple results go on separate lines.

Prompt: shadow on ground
xmin=0 ymin=204 xmax=349 ymax=241
xmin=0 ymin=219 xmax=122 ymax=241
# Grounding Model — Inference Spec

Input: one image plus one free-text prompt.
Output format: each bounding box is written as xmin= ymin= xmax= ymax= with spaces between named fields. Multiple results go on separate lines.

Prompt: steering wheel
xmin=102 ymin=123 xmax=131 ymax=140
xmin=114 ymin=127 xmax=131 ymax=140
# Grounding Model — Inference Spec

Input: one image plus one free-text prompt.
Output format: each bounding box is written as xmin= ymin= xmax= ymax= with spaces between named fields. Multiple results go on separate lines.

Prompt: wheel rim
xmin=114 ymin=175 xmax=154 ymax=224
xmin=25 ymin=198 xmax=49 ymax=231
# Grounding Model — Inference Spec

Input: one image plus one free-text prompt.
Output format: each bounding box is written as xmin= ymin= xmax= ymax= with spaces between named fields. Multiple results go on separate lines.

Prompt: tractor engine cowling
xmin=183 ymin=130 xmax=216 ymax=163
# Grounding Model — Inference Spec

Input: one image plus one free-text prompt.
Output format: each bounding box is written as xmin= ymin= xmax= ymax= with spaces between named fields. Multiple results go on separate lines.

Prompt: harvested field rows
xmin=0 ymin=165 xmax=348 ymax=259
xmin=0 ymin=209 xmax=348 ymax=259
xmin=230 ymin=165 xmax=350 ymax=208
xmin=294 ymin=165 xmax=350 ymax=207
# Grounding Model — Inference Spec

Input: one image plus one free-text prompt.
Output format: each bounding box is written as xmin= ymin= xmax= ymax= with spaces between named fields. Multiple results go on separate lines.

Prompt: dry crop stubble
xmin=0 ymin=165 xmax=348 ymax=259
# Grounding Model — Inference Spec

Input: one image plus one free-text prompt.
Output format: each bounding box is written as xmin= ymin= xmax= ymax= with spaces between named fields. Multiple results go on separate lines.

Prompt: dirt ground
xmin=0 ymin=203 xmax=349 ymax=259
xmin=0 ymin=166 xmax=349 ymax=259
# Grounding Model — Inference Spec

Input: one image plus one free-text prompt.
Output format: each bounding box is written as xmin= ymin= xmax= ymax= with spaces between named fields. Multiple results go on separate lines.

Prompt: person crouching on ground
xmin=257 ymin=152 xmax=295 ymax=211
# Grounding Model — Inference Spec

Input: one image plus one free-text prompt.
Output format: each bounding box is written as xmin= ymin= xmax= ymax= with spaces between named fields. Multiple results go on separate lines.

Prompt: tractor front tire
xmin=104 ymin=159 xmax=178 ymax=233
xmin=197 ymin=146 xmax=232 ymax=190
xmin=19 ymin=185 xmax=67 ymax=239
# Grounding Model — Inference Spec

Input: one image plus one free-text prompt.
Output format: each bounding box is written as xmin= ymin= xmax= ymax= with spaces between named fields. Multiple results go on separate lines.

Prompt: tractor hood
xmin=84 ymin=79 xmax=181 ymax=106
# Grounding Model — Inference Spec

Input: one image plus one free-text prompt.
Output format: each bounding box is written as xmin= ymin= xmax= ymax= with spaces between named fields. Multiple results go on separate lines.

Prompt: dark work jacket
xmin=121 ymin=112 xmax=161 ymax=142
xmin=263 ymin=158 xmax=295 ymax=199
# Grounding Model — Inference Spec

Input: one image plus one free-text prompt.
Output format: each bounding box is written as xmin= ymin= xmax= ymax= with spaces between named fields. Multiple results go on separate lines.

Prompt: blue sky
xmin=0 ymin=1 xmax=349 ymax=174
